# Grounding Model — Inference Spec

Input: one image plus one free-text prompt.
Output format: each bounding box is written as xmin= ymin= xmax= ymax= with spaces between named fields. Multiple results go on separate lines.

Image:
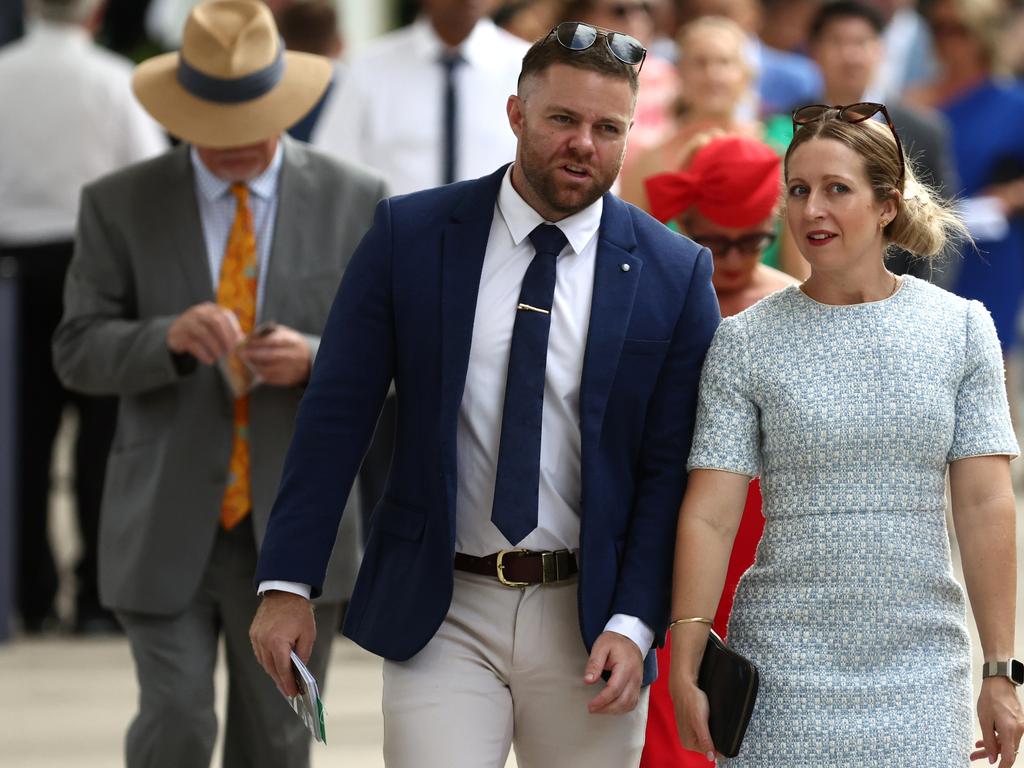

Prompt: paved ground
xmin=2 ymin=415 xmax=1022 ymax=766
xmin=0 ymin=415 xmax=517 ymax=768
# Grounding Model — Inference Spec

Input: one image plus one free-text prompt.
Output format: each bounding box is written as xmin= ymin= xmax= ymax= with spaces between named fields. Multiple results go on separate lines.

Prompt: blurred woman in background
xmin=620 ymin=15 xmax=756 ymax=211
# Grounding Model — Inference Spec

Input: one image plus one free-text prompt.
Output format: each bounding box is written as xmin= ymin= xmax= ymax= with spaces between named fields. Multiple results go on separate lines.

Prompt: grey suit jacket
xmin=53 ymin=137 xmax=388 ymax=615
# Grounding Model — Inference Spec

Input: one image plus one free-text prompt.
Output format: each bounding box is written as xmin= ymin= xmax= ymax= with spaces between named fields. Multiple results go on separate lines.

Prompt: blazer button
xmin=620 ymin=263 xmax=631 ymax=272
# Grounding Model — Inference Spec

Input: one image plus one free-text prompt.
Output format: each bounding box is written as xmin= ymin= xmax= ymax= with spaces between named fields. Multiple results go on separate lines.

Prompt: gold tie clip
xmin=517 ymin=303 xmax=550 ymax=315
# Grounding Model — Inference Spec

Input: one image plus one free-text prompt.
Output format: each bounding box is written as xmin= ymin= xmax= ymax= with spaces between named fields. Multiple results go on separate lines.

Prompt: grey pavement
xmin=0 ymin=414 xmax=516 ymax=768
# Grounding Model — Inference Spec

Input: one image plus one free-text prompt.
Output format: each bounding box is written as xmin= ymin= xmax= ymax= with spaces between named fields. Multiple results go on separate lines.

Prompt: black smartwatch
xmin=982 ymin=659 xmax=1024 ymax=686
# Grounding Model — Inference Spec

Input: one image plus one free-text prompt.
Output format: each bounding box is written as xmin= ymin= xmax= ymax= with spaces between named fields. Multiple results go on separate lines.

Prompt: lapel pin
xmin=620 ymin=263 xmax=631 ymax=272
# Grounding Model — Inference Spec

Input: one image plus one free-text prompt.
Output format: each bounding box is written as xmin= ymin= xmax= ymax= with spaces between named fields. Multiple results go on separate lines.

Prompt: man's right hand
xmin=166 ymin=302 xmax=243 ymax=365
xmin=249 ymin=591 xmax=317 ymax=697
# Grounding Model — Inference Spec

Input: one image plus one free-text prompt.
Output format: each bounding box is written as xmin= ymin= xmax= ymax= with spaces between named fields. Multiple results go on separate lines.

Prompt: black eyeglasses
xmin=551 ymin=21 xmax=647 ymax=73
xmin=791 ymin=102 xmax=905 ymax=191
xmin=690 ymin=232 xmax=776 ymax=259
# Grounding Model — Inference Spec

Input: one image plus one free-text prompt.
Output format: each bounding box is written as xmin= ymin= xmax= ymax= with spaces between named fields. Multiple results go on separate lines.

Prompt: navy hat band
xmin=177 ymin=42 xmax=285 ymax=104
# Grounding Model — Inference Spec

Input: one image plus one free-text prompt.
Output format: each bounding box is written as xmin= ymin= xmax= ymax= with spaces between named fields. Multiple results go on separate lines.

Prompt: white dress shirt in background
xmin=0 ymin=20 xmax=168 ymax=244
xmin=262 ymin=167 xmax=654 ymax=655
xmin=873 ymin=7 xmax=937 ymax=103
xmin=312 ymin=17 xmax=529 ymax=195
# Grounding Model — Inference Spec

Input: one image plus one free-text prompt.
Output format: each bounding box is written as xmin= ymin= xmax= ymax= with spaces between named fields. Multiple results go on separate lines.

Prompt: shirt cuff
xmin=257 ymin=580 xmax=312 ymax=599
xmin=604 ymin=614 xmax=654 ymax=656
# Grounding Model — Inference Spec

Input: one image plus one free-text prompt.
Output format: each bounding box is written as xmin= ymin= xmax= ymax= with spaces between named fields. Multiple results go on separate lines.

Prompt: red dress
xmin=639 ymin=480 xmax=764 ymax=767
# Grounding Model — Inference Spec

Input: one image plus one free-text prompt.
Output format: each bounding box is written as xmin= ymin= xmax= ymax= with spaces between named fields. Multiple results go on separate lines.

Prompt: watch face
xmin=1011 ymin=659 xmax=1024 ymax=686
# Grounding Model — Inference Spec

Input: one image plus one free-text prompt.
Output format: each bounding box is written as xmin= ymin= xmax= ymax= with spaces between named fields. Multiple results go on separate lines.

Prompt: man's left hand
xmin=240 ymin=325 xmax=311 ymax=387
xmin=584 ymin=630 xmax=644 ymax=715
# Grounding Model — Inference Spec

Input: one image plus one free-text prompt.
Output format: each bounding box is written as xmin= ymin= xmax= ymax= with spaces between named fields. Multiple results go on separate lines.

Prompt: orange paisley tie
xmin=217 ymin=183 xmax=257 ymax=530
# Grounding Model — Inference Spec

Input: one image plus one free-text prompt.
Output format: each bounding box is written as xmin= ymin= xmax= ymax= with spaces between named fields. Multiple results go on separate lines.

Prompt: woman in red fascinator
xmin=639 ymin=133 xmax=795 ymax=768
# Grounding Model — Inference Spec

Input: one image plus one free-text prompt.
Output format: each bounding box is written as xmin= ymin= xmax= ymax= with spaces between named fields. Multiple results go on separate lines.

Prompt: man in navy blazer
xmin=251 ymin=23 xmax=720 ymax=767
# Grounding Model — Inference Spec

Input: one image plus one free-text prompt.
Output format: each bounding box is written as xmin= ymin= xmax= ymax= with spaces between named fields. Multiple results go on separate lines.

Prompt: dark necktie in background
xmin=491 ymin=224 xmax=569 ymax=545
xmin=440 ymin=50 xmax=464 ymax=185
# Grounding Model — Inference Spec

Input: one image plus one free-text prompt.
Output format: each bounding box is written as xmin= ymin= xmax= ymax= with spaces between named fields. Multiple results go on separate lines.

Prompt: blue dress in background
xmin=941 ymin=78 xmax=1024 ymax=351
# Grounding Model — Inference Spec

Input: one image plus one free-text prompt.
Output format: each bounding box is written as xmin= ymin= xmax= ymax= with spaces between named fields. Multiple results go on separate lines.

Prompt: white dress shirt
xmin=0 ymin=20 xmax=168 ymax=244
xmin=312 ymin=17 xmax=528 ymax=195
xmin=456 ymin=168 xmax=599 ymax=556
xmin=262 ymin=168 xmax=653 ymax=655
xmin=189 ymin=145 xmax=282 ymax=319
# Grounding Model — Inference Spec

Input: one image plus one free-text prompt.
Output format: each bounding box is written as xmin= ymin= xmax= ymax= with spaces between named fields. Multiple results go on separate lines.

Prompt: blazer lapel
xmin=263 ymin=137 xmax=309 ymax=323
xmin=439 ymin=166 xmax=508 ymax=527
xmin=162 ymin=146 xmax=215 ymax=304
xmin=579 ymin=194 xmax=642 ymax=449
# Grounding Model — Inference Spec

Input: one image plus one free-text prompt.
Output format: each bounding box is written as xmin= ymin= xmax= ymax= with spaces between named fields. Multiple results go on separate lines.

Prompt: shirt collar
xmin=410 ymin=15 xmax=499 ymax=69
xmin=27 ymin=18 xmax=90 ymax=47
xmin=497 ymin=165 xmax=603 ymax=256
xmin=189 ymin=141 xmax=284 ymax=203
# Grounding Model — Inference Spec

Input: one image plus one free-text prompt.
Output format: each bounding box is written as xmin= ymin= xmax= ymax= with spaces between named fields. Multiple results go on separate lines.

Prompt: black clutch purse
xmin=697 ymin=629 xmax=759 ymax=758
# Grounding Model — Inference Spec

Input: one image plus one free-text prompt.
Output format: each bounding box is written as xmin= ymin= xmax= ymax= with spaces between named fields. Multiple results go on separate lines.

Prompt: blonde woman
xmin=670 ymin=104 xmax=1024 ymax=765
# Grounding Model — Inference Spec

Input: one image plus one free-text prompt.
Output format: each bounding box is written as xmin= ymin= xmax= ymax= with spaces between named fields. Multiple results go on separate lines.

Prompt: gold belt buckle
xmin=496 ymin=548 xmax=530 ymax=588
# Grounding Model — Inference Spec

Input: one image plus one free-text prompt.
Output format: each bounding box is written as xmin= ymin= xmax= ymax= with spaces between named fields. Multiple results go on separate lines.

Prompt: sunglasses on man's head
xmin=791 ymin=102 xmax=906 ymax=191
xmin=690 ymin=232 xmax=776 ymax=259
xmin=551 ymin=21 xmax=647 ymax=73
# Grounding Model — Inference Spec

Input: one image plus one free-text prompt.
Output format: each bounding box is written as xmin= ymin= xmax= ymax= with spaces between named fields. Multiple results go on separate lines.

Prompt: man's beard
xmin=519 ymin=142 xmax=620 ymax=218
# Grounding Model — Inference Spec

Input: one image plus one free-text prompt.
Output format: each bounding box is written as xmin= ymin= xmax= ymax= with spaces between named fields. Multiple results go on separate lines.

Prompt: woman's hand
xmin=971 ymin=678 xmax=1024 ymax=766
xmin=670 ymin=675 xmax=717 ymax=763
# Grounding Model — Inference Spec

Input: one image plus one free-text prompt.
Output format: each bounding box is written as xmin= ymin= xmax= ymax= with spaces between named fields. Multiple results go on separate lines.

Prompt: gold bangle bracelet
xmin=668 ymin=617 xmax=714 ymax=631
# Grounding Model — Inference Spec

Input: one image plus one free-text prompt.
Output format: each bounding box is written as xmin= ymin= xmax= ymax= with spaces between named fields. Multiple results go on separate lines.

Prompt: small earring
xmin=880 ymin=218 xmax=889 ymax=229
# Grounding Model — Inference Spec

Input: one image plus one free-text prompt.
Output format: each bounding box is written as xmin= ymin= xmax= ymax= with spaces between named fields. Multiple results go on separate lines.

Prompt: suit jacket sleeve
xmin=52 ymin=184 xmax=185 ymax=396
xmin=610 ymin=247 xmax=720 ymax=636
xmin=255 ymin=197 xmax=397 ymax=595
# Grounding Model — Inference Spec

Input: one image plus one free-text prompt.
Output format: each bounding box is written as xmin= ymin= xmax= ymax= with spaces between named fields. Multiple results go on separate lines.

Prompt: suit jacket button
xmin=620 ymin=263 xmax=630 ymax=272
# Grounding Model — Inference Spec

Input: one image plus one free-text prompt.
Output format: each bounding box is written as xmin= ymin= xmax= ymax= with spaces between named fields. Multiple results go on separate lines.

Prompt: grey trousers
xmin=117 ymin=518 xmax=340 ymax=768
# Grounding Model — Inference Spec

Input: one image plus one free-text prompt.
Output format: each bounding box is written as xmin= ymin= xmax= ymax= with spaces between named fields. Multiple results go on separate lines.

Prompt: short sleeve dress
xmin=687 ymin=276 xmax=1019 ymax=766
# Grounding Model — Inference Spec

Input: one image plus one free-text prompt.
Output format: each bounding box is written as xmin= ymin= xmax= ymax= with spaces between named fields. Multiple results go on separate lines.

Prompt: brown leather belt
xmin=453 ymin=549 xmax=578 ymax=588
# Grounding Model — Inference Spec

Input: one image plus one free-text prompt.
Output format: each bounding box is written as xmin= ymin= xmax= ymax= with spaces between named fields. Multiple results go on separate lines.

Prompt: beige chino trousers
xmin=382 ymin=570 xmax=649 ymax=768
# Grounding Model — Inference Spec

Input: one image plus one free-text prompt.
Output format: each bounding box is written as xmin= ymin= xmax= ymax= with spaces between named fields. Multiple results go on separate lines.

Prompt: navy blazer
xmin=256 ymin=165 xmax=720 ymax=684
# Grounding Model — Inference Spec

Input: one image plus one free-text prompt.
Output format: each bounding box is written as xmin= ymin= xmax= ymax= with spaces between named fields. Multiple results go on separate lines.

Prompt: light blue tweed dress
xmin=687 ymin=276 xmax=1019 ymax=766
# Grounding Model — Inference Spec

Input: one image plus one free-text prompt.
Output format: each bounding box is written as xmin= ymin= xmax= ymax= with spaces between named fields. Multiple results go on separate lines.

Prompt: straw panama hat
xmin=132 ymin=0 xmax=331 ymax=148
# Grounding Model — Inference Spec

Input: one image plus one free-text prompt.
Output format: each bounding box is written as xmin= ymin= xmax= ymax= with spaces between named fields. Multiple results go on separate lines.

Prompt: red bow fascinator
xmin=644 ymin=135 xmax=782 ymax=228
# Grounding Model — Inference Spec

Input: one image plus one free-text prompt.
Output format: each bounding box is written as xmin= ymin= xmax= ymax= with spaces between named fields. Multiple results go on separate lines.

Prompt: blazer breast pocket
xmin=621 ymin=338 xmax=671 ymax=357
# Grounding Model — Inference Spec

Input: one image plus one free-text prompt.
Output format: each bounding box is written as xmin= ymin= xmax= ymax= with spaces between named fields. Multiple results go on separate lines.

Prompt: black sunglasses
xmin=690 ymin=232 xmax=776 ymax=259
xmin=551 ymin=21 xmax=647 ymax=73
xmin=791 ymin=102 xmax=905 ymax=191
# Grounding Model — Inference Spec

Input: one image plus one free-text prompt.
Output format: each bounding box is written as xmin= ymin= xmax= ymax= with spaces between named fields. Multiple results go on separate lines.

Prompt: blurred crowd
xmin=4 ymin=0 xmax=1024 ymax=635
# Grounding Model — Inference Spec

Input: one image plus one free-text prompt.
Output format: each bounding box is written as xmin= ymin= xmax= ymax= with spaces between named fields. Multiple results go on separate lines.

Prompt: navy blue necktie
xmin=491 ymin=224 xmax=568 ymax=545
xmin=440 ymin=51 xmax=463 ymax=185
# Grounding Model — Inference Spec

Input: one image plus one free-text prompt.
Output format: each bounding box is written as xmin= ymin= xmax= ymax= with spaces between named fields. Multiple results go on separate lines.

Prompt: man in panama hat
xmin=52 ymin=2 xmax=387 ymax=766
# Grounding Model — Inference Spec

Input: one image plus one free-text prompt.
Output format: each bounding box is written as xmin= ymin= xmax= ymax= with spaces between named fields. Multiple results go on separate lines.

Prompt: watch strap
xmin=983 ymin=660 xmax=1009 ymax=678
xmin=983 ymin=659 xmax=1024 ymax=685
